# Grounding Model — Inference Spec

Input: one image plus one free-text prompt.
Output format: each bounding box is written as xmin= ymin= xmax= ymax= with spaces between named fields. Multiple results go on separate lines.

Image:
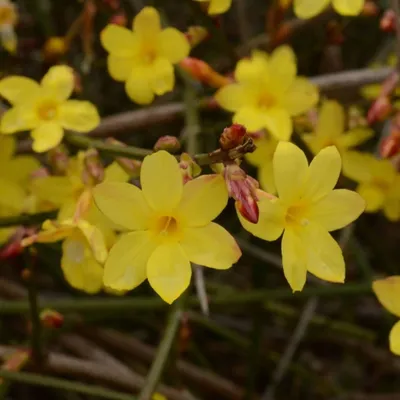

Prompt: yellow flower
xmin=294 ymin=0 xmax=364 ymax=19
xmin=342 ymin=152 xmax=400 ymax=221
xmin=372 ymin=276 xmax=400 ymax=355
xmin=0 ymin=0 xmax=18 ymax=53
xmin=301 ymin=100 xmax=373 ymax=156
xmin=101 ymin=7 xmax=190 ymax=105
xmin=0 ymin=65 xmax=100 ymax=152
xmin=195 ymin=0 xmax=232 ymax=15
xmin=22 ymin=219 xmax=107 ymax=294
xmin=239 ymin=142 xmax=365 ymax=291
xmin=93 ymin=150 xmax=241 ymax=303
xmin=215 ymin=47 xmax=318 ymax=141
xmin=245 ymin=134 xmax=278 ymax=194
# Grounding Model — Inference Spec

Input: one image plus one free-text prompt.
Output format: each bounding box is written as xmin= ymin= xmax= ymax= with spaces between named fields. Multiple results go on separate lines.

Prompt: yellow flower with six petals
xmin=301 ymin=100 xmax=373 ymax=157
xmin=215 ymin=47 xmax=318 ymax=141
xmin=239 ymin=142 xmax=365 ymax=291
xmin=195 ymin=0 xmax=232 ymax=15
xmin=373 ymin=276 xmax=400 ymax=355
xmin=342 ymin=152 xmax=400 ymax=221
xmin=294 ymin=0 xmax=364 ymax=19
xmin=93 ymin=150 xmax=241 ymax=304
xmin=101 ymin=7 xmax=190 ymax=105
xmin=0 ymin=65 xmax=100 ymax=152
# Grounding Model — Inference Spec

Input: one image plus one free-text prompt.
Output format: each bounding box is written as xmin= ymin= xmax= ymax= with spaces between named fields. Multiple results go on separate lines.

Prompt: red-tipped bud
xmin=219 ymin=124 xmax=247 ymax=150
xmin=109 ymin=12 xmax=127 ymax=26
xmin=224 ymin=163 xmax=259 ymax=223
xmin=380 ymin=136 xmax=400 ymax=158
xmin=367 ymin=96 xmax=392 ymax=124
xmin=40 ymin=309 xmax=64 ymax=329
xmin=154 ymin=136 xmax=181 ymax=153
xmin=179 ymin=57 xmax=232 ymax=88
xmin=0 ymin=241 xmax=23 ymax=260
xmin=362 ymin=1 xmax=379 ymax=17
xmin=380 ymin=9 xmax=396 ymax=32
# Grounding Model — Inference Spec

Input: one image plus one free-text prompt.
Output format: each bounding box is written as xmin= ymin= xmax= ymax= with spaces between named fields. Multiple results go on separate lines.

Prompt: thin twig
xmin=138 ymin=296 xmax=185 ymax=400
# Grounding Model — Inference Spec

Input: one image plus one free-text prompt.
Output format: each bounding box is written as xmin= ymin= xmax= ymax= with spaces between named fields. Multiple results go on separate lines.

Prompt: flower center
xmin=65 ymin=239 xmax=85 ymax=263
xmin=285 ymin=204 xmax=309 ymax=228
xmin=371 ymin=178 xmax=390 ymax=192
xmin=37 ymin=100 xmax=58 ymax=121
xmin=0 ymin=6 xmax=16 ymax=26
xmin=258 ymin=92 xmax=275 ymax=109
xmin=153 ymin=216 xmax=180 ymax=237
xmin=140 ymin=44 xmax=157 ymax=65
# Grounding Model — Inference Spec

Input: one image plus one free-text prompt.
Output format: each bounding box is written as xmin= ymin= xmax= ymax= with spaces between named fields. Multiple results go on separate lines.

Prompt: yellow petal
xmin=301 ymin=146 xmax=341 ymax=202
xmin=0 ymin=177 xmax=25 ymax=213
xmin=107 ymin=54 xmax=135 ymax=81
xmin=237 ymin=195 xmax=285 ymax=241
xmin=76 ymin=220 xmax=108 ymax=264
xmin=41 ymin=65 xmax=74 ymax=101
xmin=336 ymin=128 xmax=373 ymax=149
xmin=8 ymin=156 xmax=41 ymax=184
xmin=100 ymin=24 xmax=137 ymax=56
xmin=273 ymin=141 xmax=308 ymax=203
xmin=372 ymin=276 xmax=400 ymax=317
xmin=281 ymin=228 xmax=307 ymax=291
xmin=294 ymin=0 xmax=330 ymax=18
xmin=304 ymin=224 xmax=345 ymax=283
xmin=360 ymin=84 xmax=381 ymax=100
xmin=147 ymin=242 xmax=191 ymax=304
xmin=357 ymin=183 xmax=385 ymax=212
xmin=158 ymin=28 xmax=190 ymax=63
xmin=31 ymin=176 xmax=75 ymax=206
xmin=383 ymin=197 xmax=400 ymax=221
xmin=341 ymin=151 xmax=375 ymax=183
xmin=180 ymin=223 xmax=241 ymax=269
xmin=233 ymin=107 xmax=267 ymax=132
xmin=245 ymin=136 xmax=277 ymax=167
xmin=149 ymin=58 xmax=174 ymax=96
xmin=259 ymin=162 xmax=276 ymax=194
xmin=315 ymin=100 xmax=344 ymax=140
xmin=141 ymin=151 xmax=183 ymax=214
xmin=264 ymin=107 xmax=293 ymax=141
xmin=268 ymin=46 xmax=296 ymax=92
xmin=332 ymin=0 xmax=364 ymax=15
xmin=281 ymin=77 xmax=319 ymax=116
xmin=104 ymin=162 xmax=130 ymax=183
xmin=178 ymin=174 xmax=228 ymax=227
xmin=308 ymin=189 xmax=365 ymax=231
xmin=93 ymin=182 xmax=152 ymax=230
xmin=61 ymin=236 xmax=103 ymax=294
xmin=31 ymin=122 xmax=64 ymax=153
xmin=103 ymin=231 xmax=156 ymax=291
xmin=0 ymin=135 xmax=15 ymax=161
xmin=133 ymin=7 xmax=161 ymax=40
xmin=215 ymin=84 xmax=250 ymax=112
xmin=58 ymin=199 xmax=77 ymax=221
xmin=389 ymin=321 xmax=400 ymax=355
xmin=125 ymin=67 xmax=154 ymax=105
xmin=208 ymin=0 xmax=232 ymax=14
xmin=0 ymin=106 xmax=38 ymax=134
xmin=0 ymin=227 xmax=16 ymax=244
xmin=1 ymin=26 xmax=17 ymax=54
xmin=235 ymin=51 xmax=269 ymax=85
xmin=24 ymin=221 xmax=74 ymax=245
xmin=0 ymin=76 xmax=40 ymax=105
xmin=59 ymin=100 xmax=100 ymax=132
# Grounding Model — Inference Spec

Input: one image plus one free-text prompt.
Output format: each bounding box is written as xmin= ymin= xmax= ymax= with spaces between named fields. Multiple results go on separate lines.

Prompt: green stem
xmin=0 ymin=370 xmax=135 ymax=400
xmin=137 ymin=296 xmax=185 ymax=400
xmin=0 ymin=211 xmax=57 ymax=228
xmin=0 ymin=282 xmax=372 ymax=314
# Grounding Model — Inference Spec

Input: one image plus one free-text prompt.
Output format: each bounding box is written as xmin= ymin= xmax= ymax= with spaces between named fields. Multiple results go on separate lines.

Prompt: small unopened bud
xmin=0 ymin=241 xmax=23 ymax=260
xmin=362 ymin=1 xmax=379 ymax=17
xmin=82 ymin=149 xmax=105 ymax=186
xmin=21 ymin=268 xmax=32 ymax=281
xmin=179 ymin=57 xmax=231 ymax=88
xmin=43 ymin=36 xmax=69 ymax=61
xmin=380 ymin=9 xmax=396 ymax=32
xmin=154 ymin=136 xmax=181 ymax=153
xmin=380 ymin=135 xmax=400 ymax=158
xmin=219 ymin=124 xmax=247 ymax=150
xmin=109 ymin=12 xmax=127 ymax=26
xmin=185 ymin=26 xmax=209 ymax=48
xmin=367 ymin=96 xmax=392 ymax=124
xmin=40 ymin=309 xmax=64 ymax=329
xmin=179 ymin=153 xmax=201 ymax=183
xmin=224 ymin=163 xmax=259 ymax=223
xmin=46 ymin=145 xmax=70 ymax=175
xmin=1 ymin=350 xmax=30 ymax=378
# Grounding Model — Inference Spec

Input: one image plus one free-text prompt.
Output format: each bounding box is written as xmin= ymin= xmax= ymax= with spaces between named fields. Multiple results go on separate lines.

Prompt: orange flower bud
xmin=380 ymin=9 xmax=396 ymax=32
xmin=154 ymin=135 xmax=181 ymax=153
xmin=40 ymin=309 xmax=64 ymax=329
xmin=219 ymin=124 xmax=247 ymax=150
xmin=367 ymin=96 xmax=392 ymax=124
xmin=362 ymin=1 xmax=379 ymax=17
xmin=43 ymin=37 xmax=69 ymax=61
xmin=179 ymin=57 xmax=231 ymax=88
xmin=109 ymin=12 xmax=127 ymax=26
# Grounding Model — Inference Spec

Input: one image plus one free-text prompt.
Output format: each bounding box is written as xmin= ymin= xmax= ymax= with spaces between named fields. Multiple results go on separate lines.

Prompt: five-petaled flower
xmin=373 ymin=276 xmax=400 ymax=355
xmin=0 ymin=65 xmax=100 ymax=152
xmin=22 ymin=219 xmax=108 ymax=294
xmin=343 ymin=152 xmax=400 ymax=221
xmin=101 ymin=6 xmax=190 ymax=105
xmin=294 ymin=0 xmax=364 ymax=19
xmin=301 ymin=100 xmax=373 ymax=158
xmin=215 ymin=47 xmax=318 ymax=141
xmin=93 ymin=150 xmax=241 ymax=304
xmin=239 ymin=142 xmax=365 ymax=291
xmin=195 ymin=0 xmax=232 ymax=15
xmin=0 ymin=0 xmax=17 ymax=53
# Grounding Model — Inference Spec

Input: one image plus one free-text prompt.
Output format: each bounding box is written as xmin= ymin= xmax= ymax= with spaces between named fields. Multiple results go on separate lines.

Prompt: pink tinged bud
xmin=0 ymin=241 xmax=23 ymax=260
xmin=179 ymin=153 xmax=201 ymax=183
xmin=47 ymin=145 xmax=70 ymax=175
xmin=380 ymin=9 xmax=396 ymax=32
xmin=83 ymin=149 xmax=105 ymax=185
xmin=1 ymin=350 xmax=30 ymax=380
xmin=219 ymin=124 xmax=247 ymax=150
xmin=40 ymin=309 xmax=64 ymax=329
xmin=367 ymin=96 xmax=392 ymax=124
xmin=109 ymin=12 xmax=127 ymax=26
xmin=154 ymin=136 xmax=181 ymax=153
